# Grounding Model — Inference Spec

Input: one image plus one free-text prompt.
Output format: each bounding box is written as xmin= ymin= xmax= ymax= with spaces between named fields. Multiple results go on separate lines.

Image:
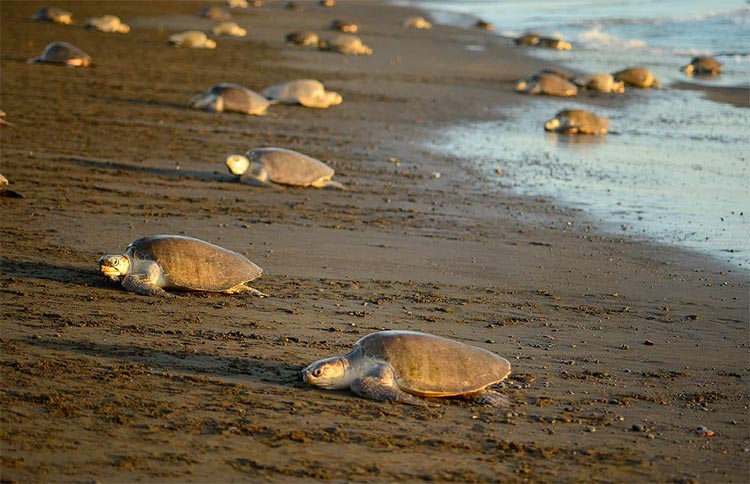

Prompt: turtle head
xmin=189 ymin=92 xmax=224 ymax=112
xmin=681 ymin=64 xmax=694 ymax=76
xmin=302 ymin=356 xmax=352 ymax=389
xmin=226 ymin=154 xmax=250 ymax=176
xmin=324 ymin=90 xmax=343 ymax=106
xmin=544 ymin=117 xmax=561 ymax=132
xmin=514 ymin=80 xmax=528 ymax=92
xmin=206 ymin=39 xmax=217 ymax=49
xmin=99 ymin=254 xmax=131 ymax=281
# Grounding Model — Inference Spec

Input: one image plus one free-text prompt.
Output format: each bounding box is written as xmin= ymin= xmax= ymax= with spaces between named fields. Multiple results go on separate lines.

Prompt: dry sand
xmin=1 ymin=1 xmax=748 ymax=483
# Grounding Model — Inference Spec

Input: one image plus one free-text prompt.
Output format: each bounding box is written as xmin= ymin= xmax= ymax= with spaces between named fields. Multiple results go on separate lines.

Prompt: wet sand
xmin=1 ymin=1 xmax=748 ymax=483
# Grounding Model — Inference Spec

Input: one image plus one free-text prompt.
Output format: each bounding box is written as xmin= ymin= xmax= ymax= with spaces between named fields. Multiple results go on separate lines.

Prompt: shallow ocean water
xmin=398 ymin=0 xmax=750 ymax=268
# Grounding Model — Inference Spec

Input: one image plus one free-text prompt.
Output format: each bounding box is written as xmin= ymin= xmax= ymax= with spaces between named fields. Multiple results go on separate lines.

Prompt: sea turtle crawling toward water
xmin=99 ymin=235 xmax=267 ymax=297
xmin=612 ymin=67 xmax=661 ymax=88
xmin=574 ymin=73 xmax=625 ymax=93
xmin=189 ymin=83 xmax=272 ymax=115
xmin=85 ymin=15 xmax=130 ymax=33
xmin=226 ymin=147 xmax=345 ymax=189
xmin=303 ymin=330 xmax=512 ymax=406
xmin=545 ymin=109 xmax=610 ymax=135
xmin=168 ymin=31 xmax=217 ymax=48
xmin=286 ymin=31 xmax=320 ymax=46
xmin=402 ymin=16 xmax=432 ymax=29
xmin=681 ymin=56 xmax=722 ymax=76
xmin=32 ymin=6 xmax=73 ymax=24
xmin=28 ymin=42 xmax=92 ymax=67
xmin=261 ymin=79 xmax=342 ymax=108
xmin=515 ymin=74 xmax=578 ymax=97
xmin=319 ymin=34 xmax=372 ymax=55
xmin=212 ymin=21 xmax=247 ymax=37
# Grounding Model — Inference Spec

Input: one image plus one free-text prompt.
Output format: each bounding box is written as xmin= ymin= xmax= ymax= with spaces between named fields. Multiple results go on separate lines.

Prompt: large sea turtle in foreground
xmin=226 ymin=148 xmax=345 ymax=189
xmin=99 ymin=235 xmax=266 ymax=297
xmin=612 ymin=67 xmax=661 ymax=88
xmin=545 ymin=109 xmax=610 ymax=135
xmin=302 ymin=330 xmax=512 ymax=406
xmin=189 ymin=83 xmax=272 ymax=115
xmin=29 ymin=42 xmax=92 ymax=67
xmin=261 ymin=79 xmax=342 ymax=108
xmin=681 ymin=56 xmax=722 ymax=76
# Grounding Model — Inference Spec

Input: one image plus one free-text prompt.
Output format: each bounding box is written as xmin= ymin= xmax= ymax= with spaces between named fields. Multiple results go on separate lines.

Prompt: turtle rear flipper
xmin=351 ymin=375 xmax=430 ymax=406
xmin=468 ymin=389 xmax=509 ymax=408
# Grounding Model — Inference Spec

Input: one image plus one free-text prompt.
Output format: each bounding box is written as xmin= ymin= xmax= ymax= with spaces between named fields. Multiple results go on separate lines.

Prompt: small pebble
xmin=632 ymin=424 xmax=646 ymax=432
xmin=646 ymin=433 xmax=655 ymax=439
xmin=643 ymin=340 xmax=655 ymax=346
xmin=585 ymin=426 xmax=596 ymax=433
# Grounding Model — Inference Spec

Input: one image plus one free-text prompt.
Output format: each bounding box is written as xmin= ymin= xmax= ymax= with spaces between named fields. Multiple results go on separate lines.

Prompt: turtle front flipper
xmin=122 ymin=274 xmax=173 ymax=297
xmin=121 ymin=261 xmax=172 ymax=297
xmin=350 ymin=365 xmax=431 ymax=406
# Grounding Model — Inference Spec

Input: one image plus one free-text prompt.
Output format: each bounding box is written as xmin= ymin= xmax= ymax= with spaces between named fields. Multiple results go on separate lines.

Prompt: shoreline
xmin=1 ymin=1 xmax=748 ymax=483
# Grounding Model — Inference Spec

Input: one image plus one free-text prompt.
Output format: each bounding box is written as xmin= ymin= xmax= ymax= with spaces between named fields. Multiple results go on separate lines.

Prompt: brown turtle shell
xmin=246 ymin=147 xmax=334 ymax=186
xmin=126 ymin=235 xmax=262 ymax=292
xmin=613 ymin=67 xmax=659 ymax=88
xmin=353 ymin=330 xmax=511 ymax=396
xmin=209 ymin=83 xmax=270 ymax=114
xmin=33 ymin=42 xmax=91 ymax=65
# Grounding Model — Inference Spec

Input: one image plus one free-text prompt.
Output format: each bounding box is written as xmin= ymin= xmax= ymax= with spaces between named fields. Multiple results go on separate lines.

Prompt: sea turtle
xmin=612 ymin=67 xmax=661 ymax=88
xmin=261 ymin=79 xmax=342 ymax=108
xmin=212 ymin=21 xmax=247 ymax=37
xmin=319 ymin=34 xmax=372 ymax=55
xmin=85 ymin=15 xmax=130 ymax=33
xmin=168 ymin=31 xmax=217 ymax=49
xmin=32 ymin=6 xmax=72 ymax=24
xmin=545 ymin=109 xmax=610 ymax=135
xmin=681 ymin=56 xmax=722 ymax=76
xmin=189 ymin=83 xmax=272 ymax=115
xmin=0 ymin=174 xmax=23 ymax=198
xmin=329 ymin=19 xmax=358 ymax=33
xmin=286 ymin=31 xmax=320 ymax=46
xmin=538 ymin=37 xmax=572 ymax=50
xmin=474 ymin=19 xmax=494 ymax=31
xmin=515 ymin=74 xmax=578 ymax=97
xmin=199 ymin=6 xmax=232 ymax=20
xmin=574 ymin=73 xmax=625 ymax=93
xmin=302 ymin=330 xmax=512 ymax=406
xmin=514 ymin=32 xmax=541 ymax=46
xmin=402 ymin=16 xmax=432 ymax=29
xmin=99 ymin=235 xmax=267 ymax=297
xmin=28 ymin=42 xmax=92 ymax=67
xmin=226 ymin=148 xmax=345 ymax=189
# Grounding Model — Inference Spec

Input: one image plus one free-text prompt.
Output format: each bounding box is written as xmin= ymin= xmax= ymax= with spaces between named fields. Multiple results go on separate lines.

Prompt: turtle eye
xmin=313 ymin=367 xmax=323 ymax=378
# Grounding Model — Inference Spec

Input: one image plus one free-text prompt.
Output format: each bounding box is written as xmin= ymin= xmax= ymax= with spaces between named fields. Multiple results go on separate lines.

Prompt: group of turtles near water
xmin=512 ymin=31 xmax=724 ymax=136
xmin=20 ymin=3 xmax=515 ymax=407
xmin=14 ymin=3 xmax=727 ymax=405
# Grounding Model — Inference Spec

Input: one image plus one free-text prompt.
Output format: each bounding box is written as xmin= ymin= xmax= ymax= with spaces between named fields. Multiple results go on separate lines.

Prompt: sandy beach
xmin=1 ymin=1 xmax=748 ymax=483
